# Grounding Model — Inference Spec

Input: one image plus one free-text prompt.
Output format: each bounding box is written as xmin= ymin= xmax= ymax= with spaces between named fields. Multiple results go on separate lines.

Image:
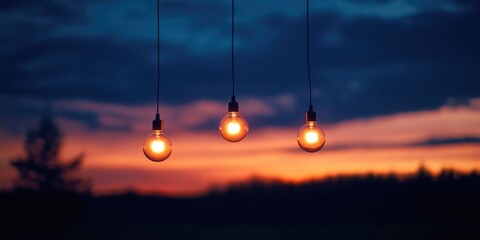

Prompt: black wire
xmin=156 ymin=0 xmax=160 ymax=114
xmin=306 ymin=0 xmax=312 ymax=107
xmin=231 ymin=0 xmax=235 ymax=97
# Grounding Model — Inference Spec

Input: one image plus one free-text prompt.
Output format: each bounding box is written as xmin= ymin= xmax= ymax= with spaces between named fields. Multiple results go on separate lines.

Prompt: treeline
xmin=2 ymin=167 xmax=480 ymax=239
xmin=83 ymin=167 xmax=480 ymax=225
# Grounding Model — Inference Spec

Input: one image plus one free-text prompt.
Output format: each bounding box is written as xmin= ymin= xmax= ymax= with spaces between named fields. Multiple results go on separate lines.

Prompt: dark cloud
xmin=0 ymin=0 xmax=85 ymax=22
xmin=1 ymin=37 xmax=155 ymax=104
xmin=418 ymin=137 xmax=480 ymax=146
xmin=161 ymin=0 xmax=229 ymax=28
xmin=321 ymin=136 xmax=480 ymax=152
xmin=1 ymin=0 xmax=479 ymax=129
xmin=247 ymin=8 xmax=480 ymax=121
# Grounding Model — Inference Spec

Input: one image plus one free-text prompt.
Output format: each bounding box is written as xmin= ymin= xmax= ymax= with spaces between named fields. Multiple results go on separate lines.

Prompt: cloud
xmin=2 ymin=98 xmax=480 ymax=194
xmin=50 ymin=96 xmax=277 ymax=132
xmin=325 ymin=100 xmax=480 ymax=147
xmin=1 ymin=0 xmax=480 ymax=127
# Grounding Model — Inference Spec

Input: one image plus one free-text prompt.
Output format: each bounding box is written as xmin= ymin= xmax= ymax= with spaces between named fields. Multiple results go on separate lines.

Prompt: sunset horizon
xmin=1 ymin=99 xmax=479 ymax=196
xmin=1 ymin=0 xmax=480 ymax=239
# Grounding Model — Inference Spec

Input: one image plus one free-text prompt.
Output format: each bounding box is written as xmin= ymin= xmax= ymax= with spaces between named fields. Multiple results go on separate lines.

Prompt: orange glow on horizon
xmin=1 ymin=99 xmax=480 ymax=195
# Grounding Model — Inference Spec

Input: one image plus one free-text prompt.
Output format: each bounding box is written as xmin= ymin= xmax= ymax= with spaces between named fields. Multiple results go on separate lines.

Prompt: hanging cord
xmin=231 ymin=0 xmax=235 ymax=97
xmin=156 ymin=0 xmax=160 ymax=114
xmin=306 ymin=0 xmax=312 ymax=107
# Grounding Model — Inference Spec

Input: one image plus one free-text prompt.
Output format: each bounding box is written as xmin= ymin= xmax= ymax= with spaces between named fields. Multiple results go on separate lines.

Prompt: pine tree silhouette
xmin=10 ymin=112 xmax=89 ymax=193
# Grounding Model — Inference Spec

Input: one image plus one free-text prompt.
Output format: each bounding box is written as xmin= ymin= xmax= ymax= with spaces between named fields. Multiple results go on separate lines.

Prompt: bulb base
xmin=152 ymin=113 xmax=163 ymax=130
xmin=306 ymin=105 xmax=316 ymax=122
xmin=228 ymin=96 xmax=239 ymax=112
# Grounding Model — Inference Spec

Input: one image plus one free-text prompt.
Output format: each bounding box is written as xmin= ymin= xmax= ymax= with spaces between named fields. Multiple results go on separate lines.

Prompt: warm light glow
xmin=305 ymin=131 xmax=319 ymax=144
xmin=151 ymin=140 xmax=166 ymax=153
xmin=297 ymin=121 xmax=326 ymax=152
xmin=227 ymin=121 xmax=241 ymax=135
xmin=219 ymin=112 xmax=248 ymax=142
xmin=143 ymin=130 xmax=172 ymax=162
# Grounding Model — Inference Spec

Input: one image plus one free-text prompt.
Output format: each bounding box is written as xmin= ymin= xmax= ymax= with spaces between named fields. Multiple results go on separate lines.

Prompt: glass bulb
xmin=297 ymin=121 xmax=326 ymax=152
xmin=219 ymin=112 xmax=248 ymax=142
xmin=143 ymin=130 xmax=172 ymax=162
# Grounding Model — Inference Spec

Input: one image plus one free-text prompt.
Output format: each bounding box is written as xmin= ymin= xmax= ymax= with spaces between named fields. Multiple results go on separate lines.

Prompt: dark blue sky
xmin=1 ymin=0 xmax=479 ymax=133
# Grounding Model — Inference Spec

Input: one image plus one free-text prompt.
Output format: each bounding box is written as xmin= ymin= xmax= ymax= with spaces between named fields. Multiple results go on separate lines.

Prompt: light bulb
xmin=297 ymin=106 xmax=325 ymax=152
xmin=143 ymin=130 xmax=172 ymax=162
xmin=143 ymin=114 xmax=172 ymax=162
xmin=297 ymin=121 xmax=325 ymax=152
xmin=219 ymin=96 xmax=248 ymax=142
xmin=219 ymin=111 xmax=248 ymax=142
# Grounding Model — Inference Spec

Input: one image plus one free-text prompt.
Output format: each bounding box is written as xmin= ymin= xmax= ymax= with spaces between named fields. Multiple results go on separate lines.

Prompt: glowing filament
xmin=151 ymin=139 xmax=166 ymax=153
xmin=219 ymin=112 xmax=248 ymax=142
xmin=297 ymin=121 xmax=325 ymax=152
xmin=227 ymin=121 xmax=241 ymax=135
xmin=305 ymin=130 xmax=319 ymax=143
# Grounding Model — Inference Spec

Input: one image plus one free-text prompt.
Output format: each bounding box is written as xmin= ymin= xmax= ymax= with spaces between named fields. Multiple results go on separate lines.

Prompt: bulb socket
xmin=152 ymin=113 xmax=163 ymax=130
xmin=228 ymin=96 xmax=239 ymax=112
xmin=306 ymin=105 xmax=316 ymax=122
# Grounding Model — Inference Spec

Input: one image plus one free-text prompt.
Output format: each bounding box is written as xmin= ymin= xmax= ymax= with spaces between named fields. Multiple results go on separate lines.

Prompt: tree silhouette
xmin=10 ymin=112 xmax=89 ymax=193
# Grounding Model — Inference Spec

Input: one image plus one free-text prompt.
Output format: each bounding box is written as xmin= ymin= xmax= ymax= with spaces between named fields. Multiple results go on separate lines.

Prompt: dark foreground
xmin=2 ymin=168 xmax=480 ymax=240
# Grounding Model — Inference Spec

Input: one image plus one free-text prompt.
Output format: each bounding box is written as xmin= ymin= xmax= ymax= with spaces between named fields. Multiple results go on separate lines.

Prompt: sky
xmin=1 ymin=0 xmax=480 ymax=196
